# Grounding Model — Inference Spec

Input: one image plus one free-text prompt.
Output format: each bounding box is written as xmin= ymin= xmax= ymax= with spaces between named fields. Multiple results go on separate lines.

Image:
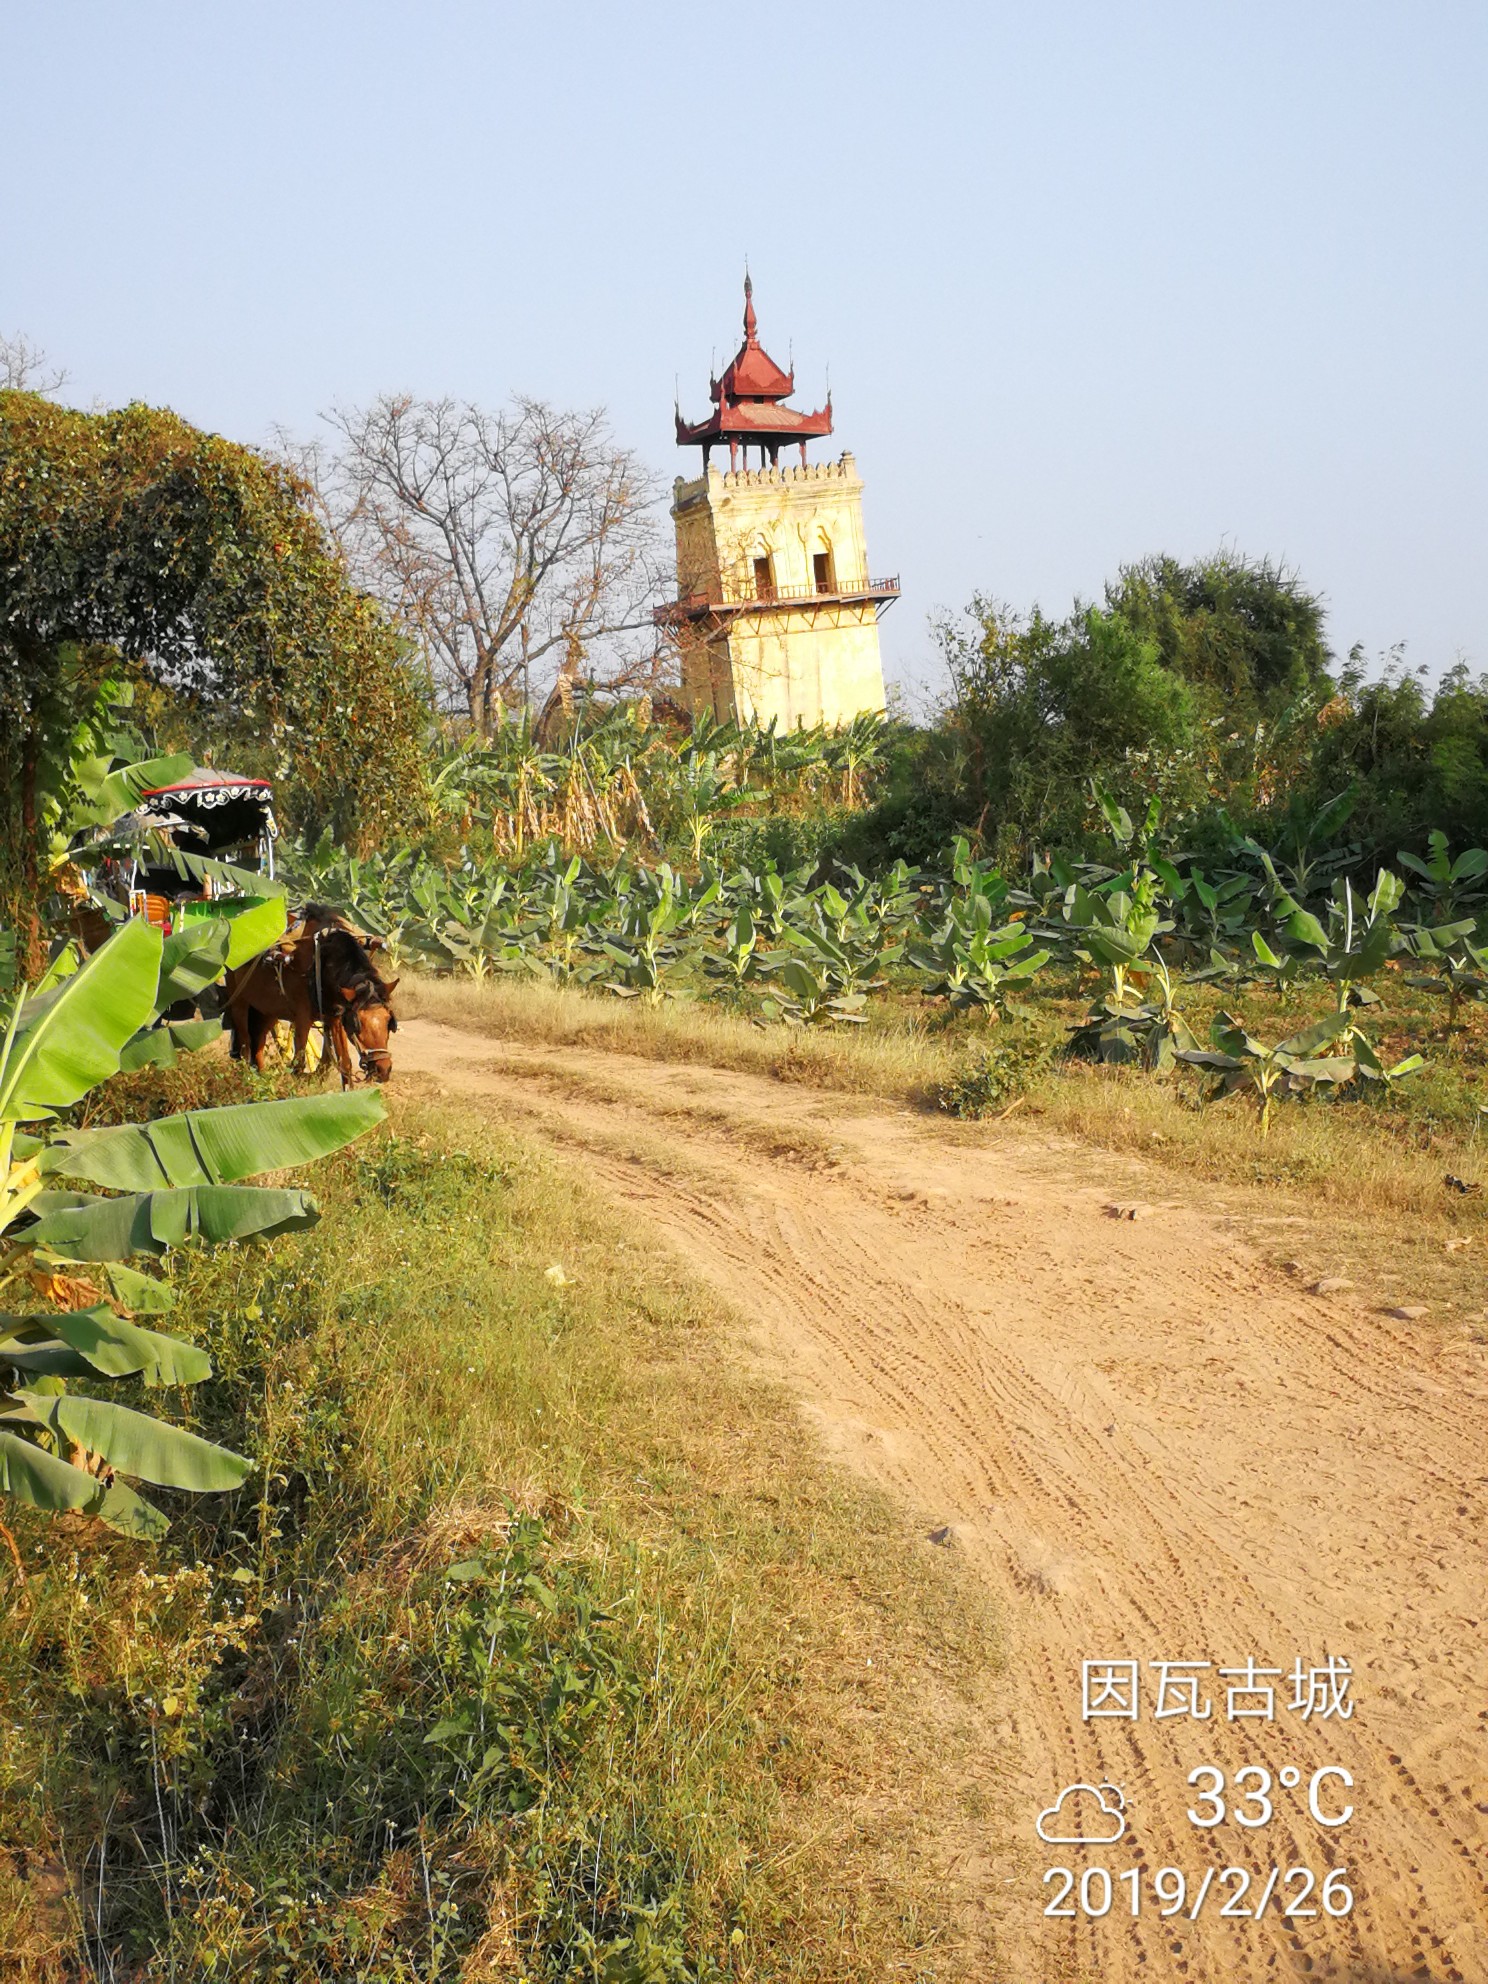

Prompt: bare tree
xmin=314 ymin=394 xmax=666 ymax=730
xmin=1 ymin=331 xmax=68 ymax=396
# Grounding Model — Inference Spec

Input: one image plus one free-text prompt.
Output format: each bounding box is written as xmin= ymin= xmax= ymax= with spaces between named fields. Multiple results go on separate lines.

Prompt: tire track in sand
xmin=399 ymin=1020 xmax=1488 ymax=1983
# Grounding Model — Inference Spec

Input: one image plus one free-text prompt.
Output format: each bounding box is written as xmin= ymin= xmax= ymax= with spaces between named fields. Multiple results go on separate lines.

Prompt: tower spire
xmin=675 ymin=278 xmax=832 ymax=461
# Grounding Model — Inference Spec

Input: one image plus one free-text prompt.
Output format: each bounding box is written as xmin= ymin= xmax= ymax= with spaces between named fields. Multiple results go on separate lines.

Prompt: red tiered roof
xmin=675 ymin=276 xmax=833 ymax=468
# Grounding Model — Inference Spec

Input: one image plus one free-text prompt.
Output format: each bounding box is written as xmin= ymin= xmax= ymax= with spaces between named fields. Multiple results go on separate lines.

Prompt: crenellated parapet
xmin=673 ymin=454 xmax=860 ymax=506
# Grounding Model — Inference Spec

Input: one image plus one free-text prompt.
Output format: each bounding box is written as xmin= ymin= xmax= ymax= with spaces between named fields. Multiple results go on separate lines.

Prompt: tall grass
xmin=402 ymin=972 xmax=958 ymax=1101
xmin=0 ymin=1071 xmax=995 ymax=1982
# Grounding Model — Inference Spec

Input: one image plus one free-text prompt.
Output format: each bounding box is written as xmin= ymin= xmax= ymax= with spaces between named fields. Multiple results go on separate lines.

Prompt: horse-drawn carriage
xmin=128 ymin=767 xmax=279 ymax=945
xmin=85 ymin=767 xmax=397 ymax=1085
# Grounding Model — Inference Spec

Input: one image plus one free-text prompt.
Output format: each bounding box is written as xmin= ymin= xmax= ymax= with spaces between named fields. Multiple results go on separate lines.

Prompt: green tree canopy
xmin=1105 ymin=551 xmax=1333 ymax=717
xmin=1 ymin=391 xmax=428 ymax=951
xmin=1296 ymin=654 xmax=1488 ymax=856
xmin=933 ymin=597 xmax=1202 ymax=859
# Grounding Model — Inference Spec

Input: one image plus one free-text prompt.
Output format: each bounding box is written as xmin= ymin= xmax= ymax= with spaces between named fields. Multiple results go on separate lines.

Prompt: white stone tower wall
xmin=670 ymin=454 xmax=889 ymax=728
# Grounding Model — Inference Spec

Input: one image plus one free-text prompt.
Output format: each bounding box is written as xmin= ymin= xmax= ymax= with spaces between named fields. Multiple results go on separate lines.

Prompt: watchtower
xmin=658 ymin=278 xmax=898 ymax=728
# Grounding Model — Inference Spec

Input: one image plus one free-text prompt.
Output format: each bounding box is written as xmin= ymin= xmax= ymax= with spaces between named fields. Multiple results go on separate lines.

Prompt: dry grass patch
xmin=1022 ymin=1063 xmax=1488 ymax=1323
xmin=402 ymin=970 xmax=1488 ymax=1329
xmin=401 ymin=971 xmax=958 ymax=1101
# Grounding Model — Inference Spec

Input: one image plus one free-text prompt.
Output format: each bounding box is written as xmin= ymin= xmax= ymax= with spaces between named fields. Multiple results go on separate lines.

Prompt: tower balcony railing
xmin=654 ymin=574 xmax=900 ymax=625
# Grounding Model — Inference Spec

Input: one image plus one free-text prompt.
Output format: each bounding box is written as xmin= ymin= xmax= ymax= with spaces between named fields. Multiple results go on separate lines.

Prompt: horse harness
xmin=312 ymin=926 xmax=393 ymax=1082
xmin=259 ymin=920 xmax=391 ymax=1083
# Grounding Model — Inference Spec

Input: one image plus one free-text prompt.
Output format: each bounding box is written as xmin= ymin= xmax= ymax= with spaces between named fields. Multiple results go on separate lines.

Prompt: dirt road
xmin=398 ymin=1018 xmax=1488 ymax=1983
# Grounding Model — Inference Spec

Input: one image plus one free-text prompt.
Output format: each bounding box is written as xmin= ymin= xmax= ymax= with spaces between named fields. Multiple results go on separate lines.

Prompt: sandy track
xmin=398 ymin=1018 xmax=1488 ymax=1983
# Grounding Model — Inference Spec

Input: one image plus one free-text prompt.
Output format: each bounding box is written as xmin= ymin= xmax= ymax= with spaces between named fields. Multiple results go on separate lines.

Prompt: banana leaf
xmin=34 ymin=946 xmax=81 ymax=995
xmin=0 ymin=1305 xmax=210 ymax=1386
xmin=96 ymin=1479 xmax=171 ymax=1540
xmin=1067 ymin=1012 xmax=1145 ymax=1064
xmin=103 ymin=1263 xmax=175 ymax=1314
xmin=1353 ymin=1037 xmax=1424 ymax=1082
xmin=224 ymin=895 xmax=288 ymax=968
xmin=775 ymin=959 xmax=822 ymax=1001
xmin=1285 ymin=907 xmax=1329 ymax=951
xmin=1 ymin=920 xmax=162 ymax=1121
xmin=118 ymin=1018 xmax=224 ymax=1072
xmin=69 ymin=754 xmax=196 ymax=830
xmin=24 ymin=1185 xmax=320 ymax=1260
xmin=42 ymin=1090 xmax=385 ymax=1191
xmin=1 ymin=1342 xmax=98 ymax=1379
xmin=0 ymin=1427 xmax=101 ymax=1513
xmin=1336 ymin=915 xmax=1394 ymax=981
xmin=1409 ymin=918 xmax=1477 ymax=952
xmin=1277 ymin=1011 xmax=1353 ymax=1057
xmin=1284 ymin=1055 xmax=1358 ymax=1083
xmin=14 ymin=1389 xmax=250 ymax=1490
xmin=1175 ymin=1047 xmax=1246 ymax=1071
xmin=1079 ymin=925 xmax=1149 ymax=966
xmin=156 ymin=922 xmax=231 ymax=1010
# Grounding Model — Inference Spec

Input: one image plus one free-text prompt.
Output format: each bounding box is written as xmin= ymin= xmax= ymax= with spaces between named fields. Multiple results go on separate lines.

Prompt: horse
xmin=224 ymin=905 xmax=399 ymax=1087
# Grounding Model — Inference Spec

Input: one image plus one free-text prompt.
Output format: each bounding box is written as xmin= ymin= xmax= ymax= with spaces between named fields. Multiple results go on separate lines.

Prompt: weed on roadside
xmin=0 ymin=1069 xmax=993 ymax=1983
xmin=936 ymin=1025 xmax=1054 ymax=1119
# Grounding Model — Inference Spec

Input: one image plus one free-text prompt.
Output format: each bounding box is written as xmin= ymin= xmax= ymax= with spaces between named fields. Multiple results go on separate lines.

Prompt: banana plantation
xmin=283 ymin=785 xmax=1488 ymax=1134
xmin=422 ymin=707 xmax=894 ymax=859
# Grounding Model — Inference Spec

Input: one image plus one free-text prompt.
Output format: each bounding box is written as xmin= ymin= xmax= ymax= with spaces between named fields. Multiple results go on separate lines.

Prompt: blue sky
xmin=5 ymin=1 xmax=1484 ymax=702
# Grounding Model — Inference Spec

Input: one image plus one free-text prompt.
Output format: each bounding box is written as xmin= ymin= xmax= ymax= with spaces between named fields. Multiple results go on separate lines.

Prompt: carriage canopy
xmin=138 ymin=769 xmax=276 ymax=858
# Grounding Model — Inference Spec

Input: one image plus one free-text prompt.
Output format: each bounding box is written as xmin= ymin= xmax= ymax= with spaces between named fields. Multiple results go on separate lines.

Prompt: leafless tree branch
xmin=1 ymin=332 xmax=68 ymax=396
xmin=300 ymin=394 xmax=669 ymax=731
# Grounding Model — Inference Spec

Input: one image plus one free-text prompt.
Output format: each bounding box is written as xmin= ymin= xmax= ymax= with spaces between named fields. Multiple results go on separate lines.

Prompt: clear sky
xmin=5 ymin=1 xmax=1484 ymax=703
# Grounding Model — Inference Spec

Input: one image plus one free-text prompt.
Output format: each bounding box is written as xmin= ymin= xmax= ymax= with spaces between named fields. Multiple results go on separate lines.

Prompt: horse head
xmin=336 ymin=976 xmax=399 ymax=1082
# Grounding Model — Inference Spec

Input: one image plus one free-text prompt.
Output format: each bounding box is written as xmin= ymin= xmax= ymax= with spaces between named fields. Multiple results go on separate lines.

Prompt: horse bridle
xmin=311 ymin=927 xmax=393 ymax=1080
xmin=341 ymin=996 xmax=394 ymax=1079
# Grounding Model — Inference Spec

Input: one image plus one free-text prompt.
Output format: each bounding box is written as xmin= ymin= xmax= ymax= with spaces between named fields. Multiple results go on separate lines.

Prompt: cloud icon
xmin=1036 ymin=1782 xmax=1127 ymax=1845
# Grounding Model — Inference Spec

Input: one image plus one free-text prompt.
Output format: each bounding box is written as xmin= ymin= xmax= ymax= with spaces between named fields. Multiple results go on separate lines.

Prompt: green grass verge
xmin=0 ymin=1068 xmax=996 ymax=1983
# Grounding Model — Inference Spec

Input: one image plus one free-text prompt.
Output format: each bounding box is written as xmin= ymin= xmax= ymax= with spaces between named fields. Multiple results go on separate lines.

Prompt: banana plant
xmin=415 ymin=872 xmax=523 ymax=980
xmin=1404 ymin=921 xmax=1488 ymax=1026
xmin=0 ymin=918 xmax=384 ymax=1539
xmin=781 ymin=916 xmax=887 ymax=1002
xmin=1191 ymin=925 xmax=1308 ymax=999
xmin=597 ymin=868 xmax=693 ymax=1002
xmin=1129 ymin=950 xmax=1201 ymax=1068
xmin=1176 ymin=1010 xmax=1361 ymax=1137
xmin=810 ymin=878 xmax=867 ymax=947
xmin=908 ymin=897 xmax=1049 ymax=1019
xmin=1060 ymin=875 xmax=1185 ymax=1064
xmin=1281 ymin=869 xmax=1407 ymax=1024
xmin=1236 ymin=788 xmax=1360 ymax=905
xmin=515 ymin=857 xmax=599 ymax=985
xmin=703 ymin=904 xmax=768 ymax=996
xmin=759 ymin=957 xmax=867 ymax=1028
xmin=737 ymin=865 xmax=806 ymax=946
xmin=1167 ymin=866 xmax=1258 ymax=953
xmin=663 ymin=752 xmax=762 ymax=863
xmin=36 ymin=675 xmax=195 ymax=908
xmin=855 ymin=859 xmax=923 ymax=944
xmin=1092 ymin=780 xmax=1163 ymax=867
xmin=1397 ymin=831 xmax=1488 ymax=925
xmin=823 ymin=712 xmax=893 ymax=807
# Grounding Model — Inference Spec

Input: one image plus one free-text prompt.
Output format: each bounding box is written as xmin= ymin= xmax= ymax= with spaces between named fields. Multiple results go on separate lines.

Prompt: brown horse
xmin=225 ymin=906 xmax=399 ymax=1086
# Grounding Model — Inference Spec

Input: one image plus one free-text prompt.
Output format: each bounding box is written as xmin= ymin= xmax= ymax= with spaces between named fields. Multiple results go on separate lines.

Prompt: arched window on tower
xmin=752 ymin=551 xmax=775 ymax=601
xmin=812 ymin=537 xmax=837 ymax=595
